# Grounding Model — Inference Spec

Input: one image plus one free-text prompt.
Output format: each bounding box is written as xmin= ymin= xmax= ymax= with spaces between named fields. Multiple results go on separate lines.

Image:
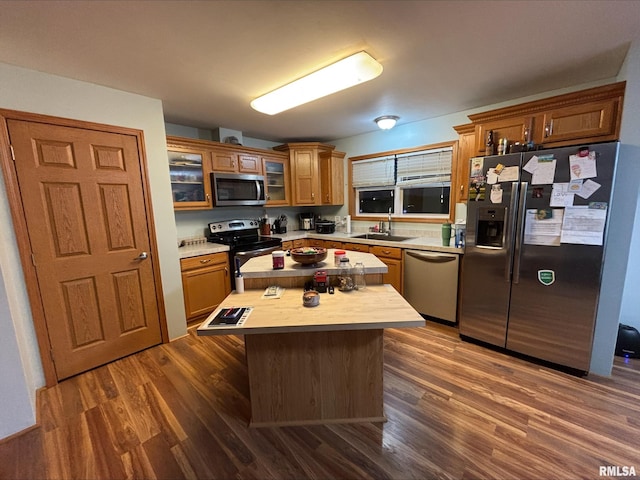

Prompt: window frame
xmin=349 ymin=140 xmax=459 ymax=224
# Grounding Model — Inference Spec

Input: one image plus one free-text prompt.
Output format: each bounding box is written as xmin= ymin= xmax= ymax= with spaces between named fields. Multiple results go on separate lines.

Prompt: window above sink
xmin=349 ymin=140 xmax=457 ymax=224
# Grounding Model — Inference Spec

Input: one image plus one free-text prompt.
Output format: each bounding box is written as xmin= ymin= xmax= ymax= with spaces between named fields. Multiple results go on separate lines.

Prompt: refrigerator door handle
xmin=513 ymin=181 xmax=528 ymax=284
xmin=504 ymin=181 xmax=520 ymax=282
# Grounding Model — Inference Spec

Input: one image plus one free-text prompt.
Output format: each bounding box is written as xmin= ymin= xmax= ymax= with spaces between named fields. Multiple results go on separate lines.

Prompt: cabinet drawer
xmin=324 ymin=240 xmax=344 ymax=249
xmin=307 ymin=239 xmax=325 ymax=247
xmin=180 ymin=252 xmax=228 ymax=272
xmin=370 ymin=245 xmax=402 ymax=259
xmin=292 ymin=239 xmax=306 ymax=248
xmin=343 ymin=243 xmax=370 ymax=253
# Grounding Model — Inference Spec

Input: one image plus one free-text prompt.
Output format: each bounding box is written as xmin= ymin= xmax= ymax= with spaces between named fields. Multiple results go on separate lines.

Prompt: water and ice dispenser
xmin=476 ymin=207 xmax=506 ymax=248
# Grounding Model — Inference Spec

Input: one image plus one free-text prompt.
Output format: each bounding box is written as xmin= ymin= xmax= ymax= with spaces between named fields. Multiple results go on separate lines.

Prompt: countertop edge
xmin=197 ymin=319 xmax=426 ymax=336
xmin=179 ymin=231 xmax=463 ymax=259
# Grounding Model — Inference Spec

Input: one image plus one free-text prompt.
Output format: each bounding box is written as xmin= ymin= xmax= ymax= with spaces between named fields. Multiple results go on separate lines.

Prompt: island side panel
xmin=245 ymin=329 xmax=385 ymax=427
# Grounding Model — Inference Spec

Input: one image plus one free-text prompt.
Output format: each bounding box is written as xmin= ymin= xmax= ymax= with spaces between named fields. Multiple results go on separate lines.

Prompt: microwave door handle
xmin=256 ymin=180 xmax=262 ymax=201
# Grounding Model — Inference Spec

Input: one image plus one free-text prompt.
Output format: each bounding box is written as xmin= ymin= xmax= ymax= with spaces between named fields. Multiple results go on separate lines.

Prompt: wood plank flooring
xmin=1 ymin=322 xmax=639 ymax=480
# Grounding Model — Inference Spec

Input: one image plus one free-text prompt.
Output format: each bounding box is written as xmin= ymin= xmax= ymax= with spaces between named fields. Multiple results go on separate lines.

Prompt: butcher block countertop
xmin=197 ymin=284 xmax=425 ymax=336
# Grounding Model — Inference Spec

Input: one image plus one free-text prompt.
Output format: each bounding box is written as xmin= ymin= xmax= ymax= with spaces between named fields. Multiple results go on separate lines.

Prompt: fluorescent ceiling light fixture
xmin=250 ymin=51 xmax=383 ymax=115
xmin=375 ymin=115 xmax=399 ymax=130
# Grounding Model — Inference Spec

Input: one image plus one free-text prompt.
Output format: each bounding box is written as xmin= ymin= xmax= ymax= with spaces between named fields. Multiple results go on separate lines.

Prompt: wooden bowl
xmin=290 ymin=247 xmax=328 ymax=265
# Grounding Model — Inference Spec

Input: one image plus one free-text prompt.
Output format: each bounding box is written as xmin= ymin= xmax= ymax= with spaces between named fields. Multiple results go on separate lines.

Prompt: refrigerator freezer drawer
xmin=403 ymin=250 xmax=459 ymax=323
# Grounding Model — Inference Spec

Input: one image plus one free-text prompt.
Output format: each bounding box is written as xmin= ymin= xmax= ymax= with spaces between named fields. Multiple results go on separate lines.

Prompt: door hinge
xmin=10 ymin=145 xmax=15 ymax=161
xmin=31 ymin=253 xmax=36 ymax=266
xmin=49 ymin=349 xmax=55 ymax=362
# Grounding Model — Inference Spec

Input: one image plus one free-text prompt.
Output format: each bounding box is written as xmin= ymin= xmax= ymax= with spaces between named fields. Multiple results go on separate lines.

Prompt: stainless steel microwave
xmin=211 ymin=172 xmax=266 ymax=206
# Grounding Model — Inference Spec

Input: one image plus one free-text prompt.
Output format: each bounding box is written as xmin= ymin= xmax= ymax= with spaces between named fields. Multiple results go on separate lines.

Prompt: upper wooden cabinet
xmin=167 ymin=142 xmax=213 ymax=210
xmin=211 ymin=149 xmax=262 ymax=174
xmin=468 ymin=82 xmax=625 ymax=155
xmin=274 ymin=142 xmax=344 ymax=206
xmin=262 ymin=154 xmax=290 ymax=206
xmin=167 ymin=136 xmax=289 ymax=210
xmin=453 ymin=123 xmax=475 ymax=203
xmin=319 ymin=149 xmax=346 ymax=205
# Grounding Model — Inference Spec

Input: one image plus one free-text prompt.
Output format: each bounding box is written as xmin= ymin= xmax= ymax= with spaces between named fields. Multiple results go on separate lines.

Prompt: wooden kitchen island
xmin=197 ymin=281 xmax=425 ymax=427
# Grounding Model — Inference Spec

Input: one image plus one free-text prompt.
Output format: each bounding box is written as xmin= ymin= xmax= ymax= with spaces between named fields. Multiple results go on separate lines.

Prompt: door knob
xmin=135 ymin=252 xmax=148 ymax=260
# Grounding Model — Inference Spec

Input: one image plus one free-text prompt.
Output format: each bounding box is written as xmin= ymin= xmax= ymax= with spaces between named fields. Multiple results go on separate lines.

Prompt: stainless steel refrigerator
xmin=459 ymin=142 xmax=619 ymax=373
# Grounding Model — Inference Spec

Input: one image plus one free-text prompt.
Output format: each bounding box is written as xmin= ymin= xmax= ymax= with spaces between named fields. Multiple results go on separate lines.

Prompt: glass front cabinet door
xmin=168 ymin=146 xmax=212 ymax=210
xmin=263 ymin=156 xmax=290 ymax=205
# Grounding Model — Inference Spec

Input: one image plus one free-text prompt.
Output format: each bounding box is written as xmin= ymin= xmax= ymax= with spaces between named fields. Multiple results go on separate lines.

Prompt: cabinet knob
xmin=311 ymin=192 xmax=315 ymax=199
xmin=544 ymin=123 xmax=552 ymax=137
xmin=206 ymin=193 xmax=210 ymax=201
xmin=199 ymin=258 xmax=211 ymax=264
xmin=135 ymin=252 xmax=148 ymax=260
xmin=224 ymin=267 xmax=228 ymax=276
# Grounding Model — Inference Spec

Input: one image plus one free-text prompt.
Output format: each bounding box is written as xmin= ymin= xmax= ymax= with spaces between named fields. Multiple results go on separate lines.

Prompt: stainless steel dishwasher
xmin=403 ymin=250 xmax=459 ymax=324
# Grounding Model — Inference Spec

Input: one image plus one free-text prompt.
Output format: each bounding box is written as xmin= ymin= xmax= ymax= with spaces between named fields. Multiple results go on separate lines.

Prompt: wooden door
xmin=290 ymin=148 xmax=318 ymax=205
xmin=6 ymin=118 xmax=163 ymax=380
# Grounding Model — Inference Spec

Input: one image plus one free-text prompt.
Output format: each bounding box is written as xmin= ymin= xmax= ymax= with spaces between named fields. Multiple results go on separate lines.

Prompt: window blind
xmin=396 ymin=148 xmax=453 ymax=186
xmin=352 ymin=157 xmax=395 ymax=188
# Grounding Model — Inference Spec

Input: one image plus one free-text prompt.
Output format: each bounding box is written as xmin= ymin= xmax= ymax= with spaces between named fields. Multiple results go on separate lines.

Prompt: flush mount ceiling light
xmin=375 ymin=115 xmax=399 ymax=130
xmin=250 ymin=51 xmax=383 ymax=115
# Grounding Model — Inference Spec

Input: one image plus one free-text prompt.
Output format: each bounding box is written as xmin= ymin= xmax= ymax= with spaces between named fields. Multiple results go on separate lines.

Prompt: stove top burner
xmin=207 ymin=218 xmax=281 ymax=249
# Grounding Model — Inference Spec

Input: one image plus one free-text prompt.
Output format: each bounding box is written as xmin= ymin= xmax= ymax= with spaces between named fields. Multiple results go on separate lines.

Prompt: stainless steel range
xmin=207 ymin=219 xmax=282 ymax=288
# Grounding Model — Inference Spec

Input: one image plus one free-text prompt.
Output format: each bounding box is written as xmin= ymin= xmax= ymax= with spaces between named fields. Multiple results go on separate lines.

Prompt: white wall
xmin=618 ymin=37 xmax=640 ymax=334
xmin=0 ymin=62 xmax=187 ymax=438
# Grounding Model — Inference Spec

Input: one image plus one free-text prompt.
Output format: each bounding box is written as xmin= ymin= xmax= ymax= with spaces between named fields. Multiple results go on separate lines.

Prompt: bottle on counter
xmin=485 ymin=130 xmax=495 ymax=156
xmin=272 ymin=250 xmax=285 ymax=269
xmin=334 ymin=249 xmax=346 ymax=266
xmin=353 ymin=262 xmax=366 ymax=290
xmin=337 ymin=257 xmax=354 ymax=291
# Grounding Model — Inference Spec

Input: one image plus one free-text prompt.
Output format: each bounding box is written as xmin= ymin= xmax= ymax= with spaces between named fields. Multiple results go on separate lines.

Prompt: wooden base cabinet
xmin=370 ymin=245 xmax=403 ymax=294
xmin=181 ymin=253 xmax=231 ymax=322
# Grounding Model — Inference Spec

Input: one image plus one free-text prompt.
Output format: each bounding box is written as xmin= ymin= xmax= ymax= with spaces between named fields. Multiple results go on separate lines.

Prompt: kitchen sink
xmin=353 ymin=233 xmax=414 ymax=242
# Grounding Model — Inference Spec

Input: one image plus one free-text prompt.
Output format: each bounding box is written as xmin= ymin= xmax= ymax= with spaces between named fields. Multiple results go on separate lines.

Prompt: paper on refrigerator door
xmin=550 ymin=183 xmax=575 ymax=207
xmin=531 ymin=158 xmax=557 ymax=185
xmin=523 ymin=208 xmax=563 ymax=246
xmin=560 ymin=204 xmax=607 ymax=245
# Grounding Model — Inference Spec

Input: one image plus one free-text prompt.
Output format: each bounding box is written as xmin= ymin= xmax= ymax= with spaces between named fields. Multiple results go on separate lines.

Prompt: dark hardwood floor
xmin=1 ymin=322 xmax=639 ymax=480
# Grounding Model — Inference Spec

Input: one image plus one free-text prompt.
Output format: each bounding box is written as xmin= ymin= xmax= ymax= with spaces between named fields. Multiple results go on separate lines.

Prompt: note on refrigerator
xmin=576 ymin=179 xmax=601 ymax=199
xmin=550 ymin=183 xmax=575 ymax=207
xmin=569 ymin=152 xmax=597 ymax=179
xmin=524 ymin=208 xmax=563 ymax=246
xmin=531 ymin=158 xmax=557 ymax=185
xmin=498 ymin=166 xmax=519 ymax=182
xmin=560 ymin=204 xmax=607 ymax=245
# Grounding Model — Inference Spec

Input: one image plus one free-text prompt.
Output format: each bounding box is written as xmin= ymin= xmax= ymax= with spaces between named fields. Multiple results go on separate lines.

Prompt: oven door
xmin=212 ymin=172 xmax=266 ymax=206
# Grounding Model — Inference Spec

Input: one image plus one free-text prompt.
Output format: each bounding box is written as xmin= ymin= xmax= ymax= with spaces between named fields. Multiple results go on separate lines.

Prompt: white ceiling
xmin=1 ymin=1 xmax=639 ymax=143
